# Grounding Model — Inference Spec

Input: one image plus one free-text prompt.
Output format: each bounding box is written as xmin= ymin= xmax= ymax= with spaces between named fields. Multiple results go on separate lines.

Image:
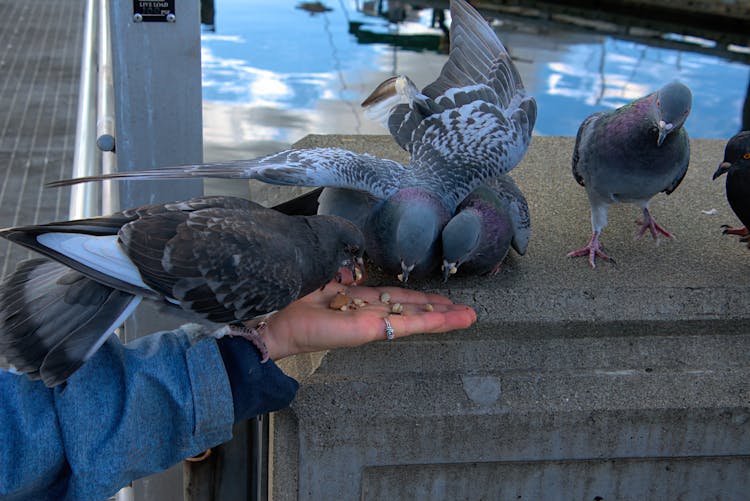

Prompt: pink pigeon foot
xmin=228 ymin=321 xmax=269 ymax=362
xmin=721 ymin=224 xmax=749 ymax=237
xmin=567 ymin=232 xmax=614 ymax=268
xmin=636 ymin=208 xmax=674 ymax=240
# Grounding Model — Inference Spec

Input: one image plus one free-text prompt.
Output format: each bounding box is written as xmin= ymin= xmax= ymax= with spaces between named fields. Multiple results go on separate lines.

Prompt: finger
xmin=378 ymin=308 xmax=477 ymax=341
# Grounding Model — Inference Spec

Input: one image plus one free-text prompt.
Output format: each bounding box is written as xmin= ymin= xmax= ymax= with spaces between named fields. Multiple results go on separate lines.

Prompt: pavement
xmin=0 ymin=0 xmax=83 ymax=280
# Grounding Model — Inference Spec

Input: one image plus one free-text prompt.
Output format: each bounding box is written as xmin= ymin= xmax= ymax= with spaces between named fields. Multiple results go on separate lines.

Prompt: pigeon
xmin=0 ymin=195 xmax=364 ymax=386
xmin=441 ymin=174 xmax=529 ymax=281
xmin=567 ymin=81 xmax=692 ymax=267
xmin=712 ymin=130 xmax=750 ymax=243
xmin=47 ymin=0 xmax=537 ymax=282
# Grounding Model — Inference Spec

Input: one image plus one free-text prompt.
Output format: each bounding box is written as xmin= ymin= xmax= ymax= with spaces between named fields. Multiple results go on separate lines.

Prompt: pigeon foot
xmin=228 ymin=321 xmax=270 ymax=362
xmin=635 ymin=209 xmax=674 ymax=240
xmin=721 ymin=224 xmax=749 ymax=237
xmin=567 ymin=233 xmax=614 ymax=268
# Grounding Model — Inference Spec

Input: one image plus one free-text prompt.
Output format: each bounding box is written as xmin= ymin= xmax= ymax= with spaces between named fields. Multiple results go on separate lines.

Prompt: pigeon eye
xmin=744 ymin=153 xmax=750 ymax=160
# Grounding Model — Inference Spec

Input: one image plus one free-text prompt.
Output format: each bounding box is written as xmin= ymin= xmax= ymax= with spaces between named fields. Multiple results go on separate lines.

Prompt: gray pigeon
xmin=48 ymin=0 xmax=536 ymax=282
xmin=568 ymin=81 xmax=692 ymax=267
xmin=0 ymin=196 xmax=364 ymax=386
xmin=441 ymin=174 xmax=529 ymax=281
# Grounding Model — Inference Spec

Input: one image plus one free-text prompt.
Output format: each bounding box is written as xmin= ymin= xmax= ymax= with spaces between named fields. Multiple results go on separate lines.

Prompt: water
xmin=200 ymin=0 xmax=750 ymax=162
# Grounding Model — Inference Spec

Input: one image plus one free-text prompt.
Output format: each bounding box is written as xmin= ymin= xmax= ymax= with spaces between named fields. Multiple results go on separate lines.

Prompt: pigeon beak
xmin=712 ymin=161 xmax=731 ymax=180
xmin=656 ymin=121 xmax=673 ymax=147
xmin=342 ymin=257 xmax=365 ymax=284
xmin=397 ymin=261 xmax=415 ymax=283
xmin=441 ymin=260 xmax=458 ymax=282
xmin=353 ymin=257 xmax=365 ymax=284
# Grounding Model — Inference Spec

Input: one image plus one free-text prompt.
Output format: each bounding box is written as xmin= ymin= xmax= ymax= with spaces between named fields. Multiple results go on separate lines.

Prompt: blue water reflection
xmin=201 ymin=0 xmax=749 ymax=160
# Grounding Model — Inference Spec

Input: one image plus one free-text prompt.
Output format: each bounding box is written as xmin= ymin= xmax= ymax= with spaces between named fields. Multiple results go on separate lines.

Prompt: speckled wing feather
xmin=364 ymin=0 xmax=537 ymax=211
xmin=404 ymin=95 xmax=532 ymax=211
xmin=117 ymin=197 xmax=304 ymax=323
xmin=243 ymin=148 xmax=411 ymax=199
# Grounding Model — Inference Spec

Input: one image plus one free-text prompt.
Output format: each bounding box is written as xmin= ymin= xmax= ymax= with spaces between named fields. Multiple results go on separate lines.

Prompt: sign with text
xmin=133 ymin=0 xmax=175 ymax=22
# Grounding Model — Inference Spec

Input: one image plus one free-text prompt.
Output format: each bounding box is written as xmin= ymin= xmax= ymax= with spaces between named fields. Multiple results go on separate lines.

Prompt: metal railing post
xmin=69 ymin=0 xmax=100 ymax=220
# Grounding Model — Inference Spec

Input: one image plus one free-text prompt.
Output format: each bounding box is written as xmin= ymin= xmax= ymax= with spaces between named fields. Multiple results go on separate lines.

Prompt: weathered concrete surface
xmin=270 ymin=135 xmax=750 ymax=500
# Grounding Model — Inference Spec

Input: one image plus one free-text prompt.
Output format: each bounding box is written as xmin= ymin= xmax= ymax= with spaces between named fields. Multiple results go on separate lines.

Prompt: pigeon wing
xmin=48 ymin=148 xmax=410 ymax=201
xmin=246 ymin=148 xmax=410 ymax=199
xmin=572 ymin=111 xmax=605 ymax=187
xmin=0 ymin=258 xmax=140 ymax=387
xmin=121 ymin=201 xmax=304 ymax=323
xmin=486 ymin=175 xmax=530 ymax=255
xmin=363 ymin=0 xmax=536 ymax=163
xmin=405 ymin=94 xmax=534 ymax=212
xmin=663 ymin=130 xmax=690 ymax=195
xmin=362 ymin=0 xmax=536 ymax=211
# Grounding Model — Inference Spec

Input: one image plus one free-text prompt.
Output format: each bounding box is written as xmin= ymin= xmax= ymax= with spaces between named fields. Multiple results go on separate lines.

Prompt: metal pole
xmin=98 ymin=0 xmax=118 ymax=215
xmin=108 ymin=2 xmax=204 ymax=498
xmin=69 ymin=0 xmax=99 ymax=220
xmin=109 ymin=0 xmax=203 ymax=210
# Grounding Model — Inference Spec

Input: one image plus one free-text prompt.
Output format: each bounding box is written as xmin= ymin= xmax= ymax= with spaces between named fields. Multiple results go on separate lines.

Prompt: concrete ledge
xmin=270 ymin=135 xmax=750 ymax=500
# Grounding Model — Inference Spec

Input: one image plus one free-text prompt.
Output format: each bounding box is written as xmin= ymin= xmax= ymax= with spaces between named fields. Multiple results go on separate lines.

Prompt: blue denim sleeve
xmin=0 ymin=324 xmax=298 ymax=501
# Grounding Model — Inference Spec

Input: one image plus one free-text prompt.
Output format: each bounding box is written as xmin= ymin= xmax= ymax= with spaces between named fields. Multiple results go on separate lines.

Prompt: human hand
xmin=247 ymin=280 xmax=477 ymax=361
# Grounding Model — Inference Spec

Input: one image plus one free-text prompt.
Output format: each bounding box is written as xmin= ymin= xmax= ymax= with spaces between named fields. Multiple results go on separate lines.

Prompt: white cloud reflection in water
xmin=200 ymin=0 xmax=750 ymax=164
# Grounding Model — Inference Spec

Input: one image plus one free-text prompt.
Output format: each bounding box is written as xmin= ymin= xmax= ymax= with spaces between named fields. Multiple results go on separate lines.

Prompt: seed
xmin=391 ymin=303 xmax=404 ymax=314
xmin=423 ymin=303 xmax=433 ymax=312
xmin=339 ymin=305 xmax=349 ymax=311
xmin=353 ymin=298 xmax=366 ymax=307
xmin=329 ymin=292 xmax=351 ymax=310
xmin=379 ymin=292 xmax=391 ymax=304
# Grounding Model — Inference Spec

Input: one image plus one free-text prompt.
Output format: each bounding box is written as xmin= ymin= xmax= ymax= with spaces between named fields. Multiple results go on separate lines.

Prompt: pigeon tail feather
xmin=0 ymin=259 xmax=141 ymax=387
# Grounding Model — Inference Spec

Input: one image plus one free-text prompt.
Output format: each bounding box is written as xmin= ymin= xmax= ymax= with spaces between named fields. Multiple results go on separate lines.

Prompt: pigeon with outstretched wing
xmin=48 ymin=0 xmax=536 ymax=281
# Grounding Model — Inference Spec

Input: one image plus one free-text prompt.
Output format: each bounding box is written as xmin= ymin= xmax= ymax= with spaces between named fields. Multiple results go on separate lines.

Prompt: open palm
xmin=253 ymin=280 xmax=477 ymax=361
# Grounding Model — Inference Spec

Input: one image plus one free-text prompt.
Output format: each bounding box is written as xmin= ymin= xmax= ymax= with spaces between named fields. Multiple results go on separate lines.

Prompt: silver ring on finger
xmin=384 ymin=316 xmax=395 ymax=341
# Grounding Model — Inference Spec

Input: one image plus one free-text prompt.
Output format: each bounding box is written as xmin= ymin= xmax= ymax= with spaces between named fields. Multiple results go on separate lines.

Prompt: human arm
xmin=0 ymin=280 xmax=475 ymax=501
xmin=0 ymin=325 xmax=296 ymax=501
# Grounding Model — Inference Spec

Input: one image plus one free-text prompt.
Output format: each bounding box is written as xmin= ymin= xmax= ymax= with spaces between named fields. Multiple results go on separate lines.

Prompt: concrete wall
xmin=269 ymin=135 xmax=750 ymax=500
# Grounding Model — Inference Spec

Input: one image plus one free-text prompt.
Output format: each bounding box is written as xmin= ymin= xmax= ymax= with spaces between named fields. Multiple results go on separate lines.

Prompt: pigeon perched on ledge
xmin=0 ymin=196 xmax=364 ymax=386
xmin=712 ymin=130 xmax=750 ymax=244
xmin=441 ymin=174 xmax=529 ymax=281
xmin=568 ymin=81 xmax=692 ymax=267
xmin=47 ymin=0 xmax=536 ymax=282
